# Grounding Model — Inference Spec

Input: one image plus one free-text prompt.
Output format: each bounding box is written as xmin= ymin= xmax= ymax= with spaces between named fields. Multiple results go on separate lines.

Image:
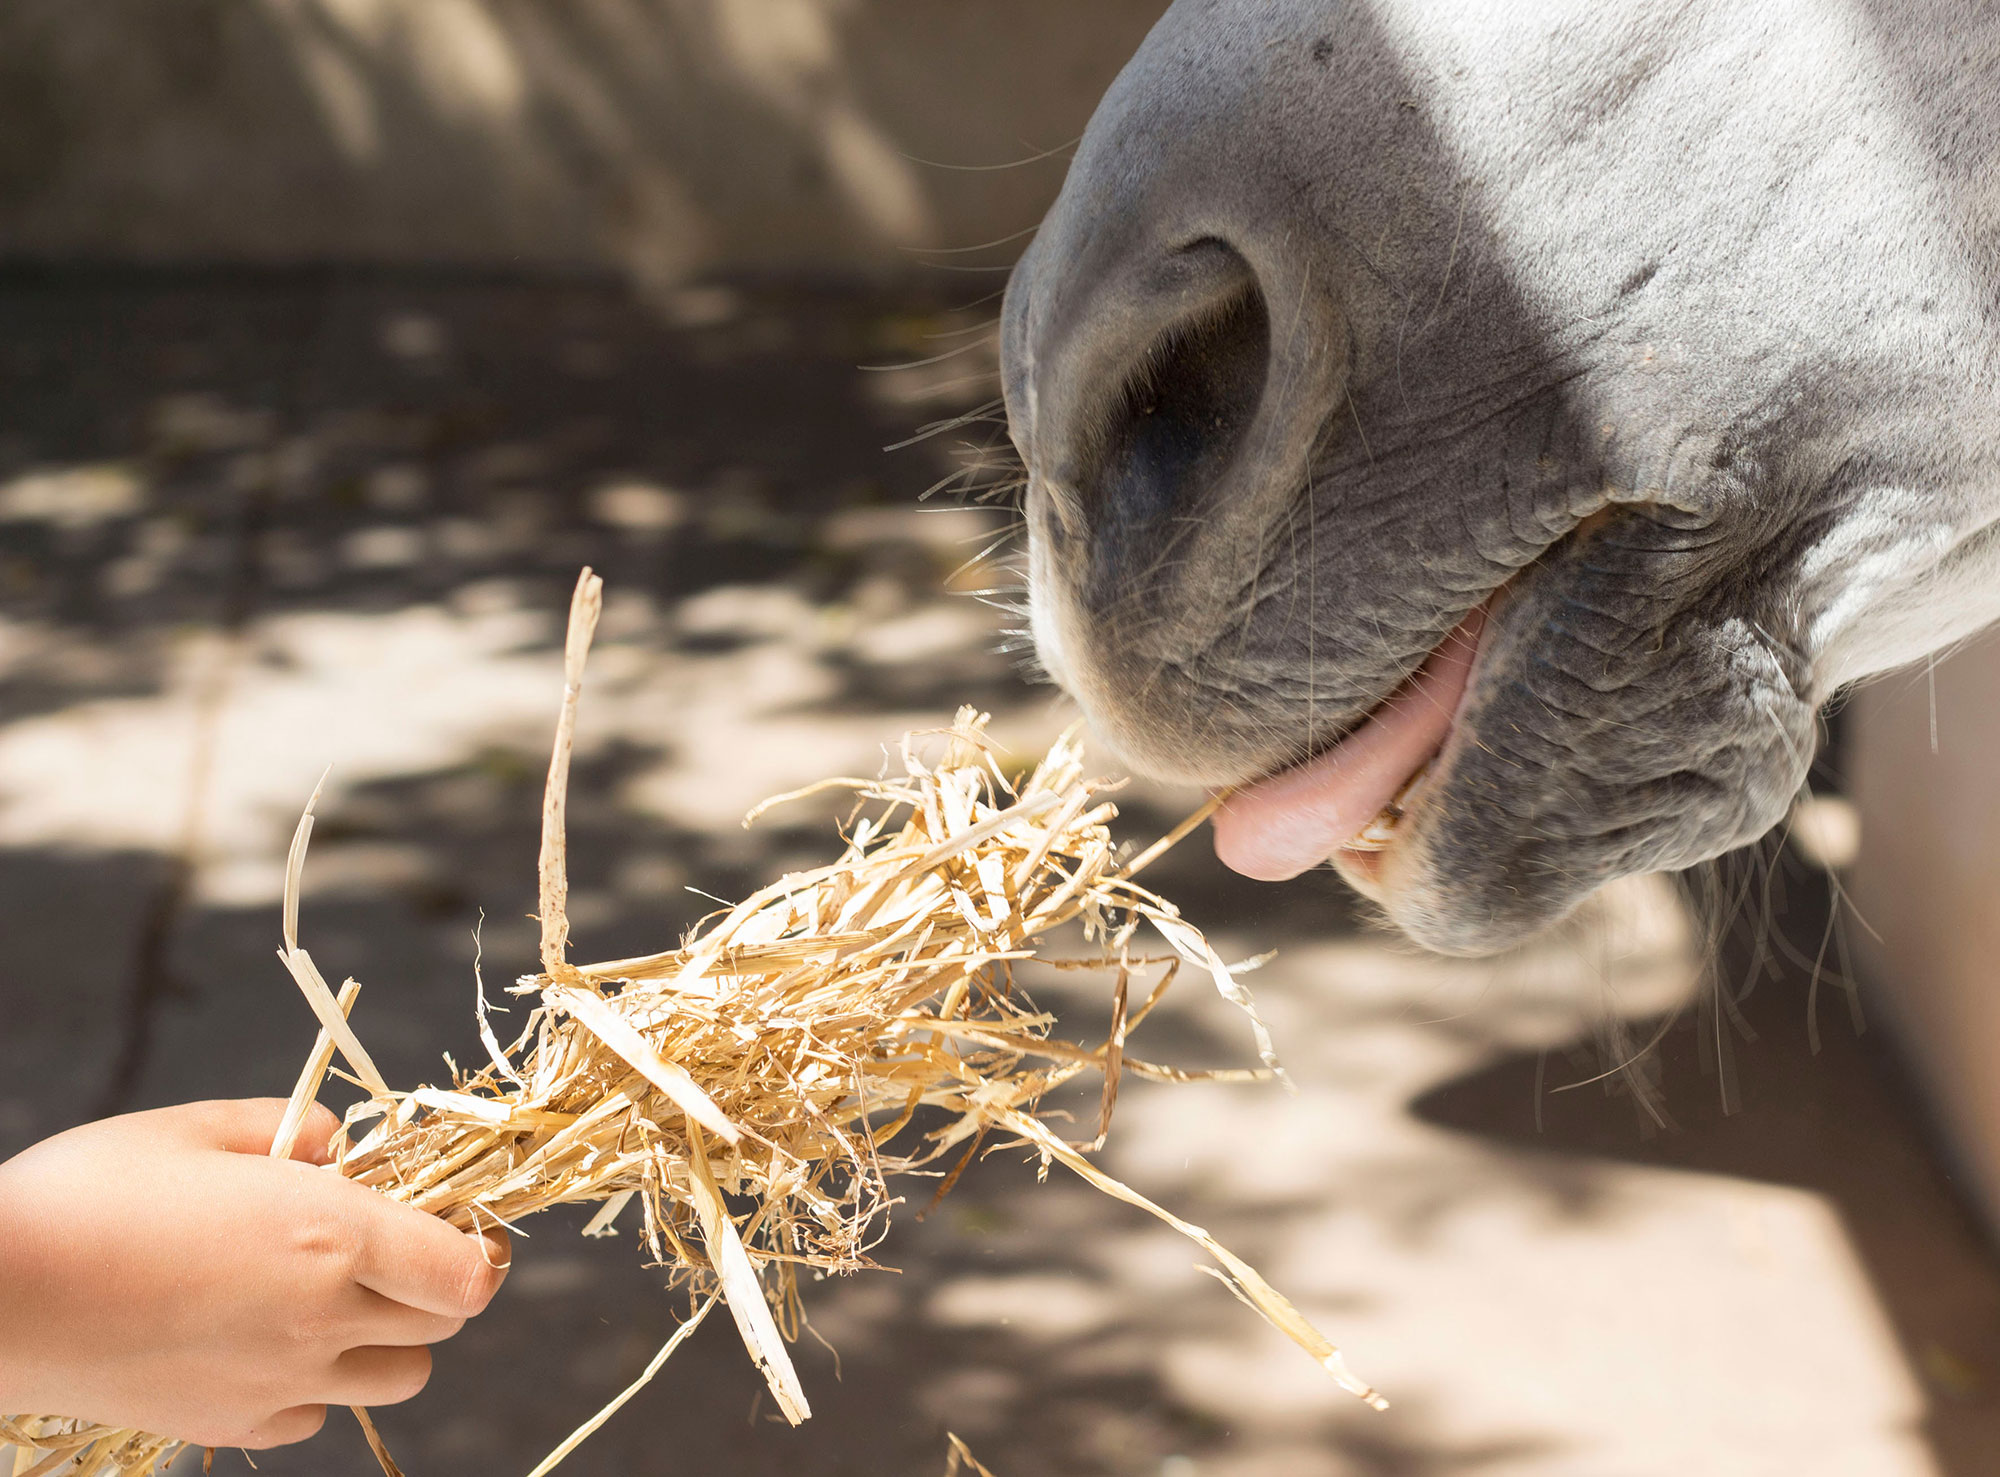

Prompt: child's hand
xmin=0 ymin=1098 xmax=510 ymax=1449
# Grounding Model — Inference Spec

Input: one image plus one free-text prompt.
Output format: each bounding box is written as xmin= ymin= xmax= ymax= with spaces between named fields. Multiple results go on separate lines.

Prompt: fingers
xmin=327 ymin=1344 xmax=434 ymax=1407
xmin=478 ymin=1225 xmax=513 ymax=1272
xmin=163 ymin=1097 xmax=339 ymax=1161
xmin=344 ymin=1187 xmax=510 ymax=1318
xmin=235 ymin=1403 xmax=328 ymax=1451
xmin=159 ymin=1097 xmax=293 ymax=1154
xmin=283 ymin=1103 xmax=343 ymax=1166
xmin=345 ymin=1284 xmax=467 ymax=1348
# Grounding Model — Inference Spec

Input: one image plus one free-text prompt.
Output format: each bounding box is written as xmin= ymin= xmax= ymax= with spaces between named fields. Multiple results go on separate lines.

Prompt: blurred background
xmin=3 ymin=4 xmax=2000 ymax=1474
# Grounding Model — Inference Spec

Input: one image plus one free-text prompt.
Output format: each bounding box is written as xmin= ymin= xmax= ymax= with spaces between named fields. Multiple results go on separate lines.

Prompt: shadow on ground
xmin=1415 ymin=849 xmax=2000 ymax=1474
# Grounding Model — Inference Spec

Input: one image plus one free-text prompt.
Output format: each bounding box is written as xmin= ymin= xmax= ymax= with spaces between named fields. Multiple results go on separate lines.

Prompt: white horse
xmin=1003 ymin=0 xmax=2000 ymax=955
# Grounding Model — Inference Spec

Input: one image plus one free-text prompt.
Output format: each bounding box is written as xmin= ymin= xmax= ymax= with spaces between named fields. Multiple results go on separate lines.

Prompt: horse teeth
xmin=1346 ymin=761 xmax=1435 ymax=853
xmin=1348 ymin=817 xmax=1398 ymax=851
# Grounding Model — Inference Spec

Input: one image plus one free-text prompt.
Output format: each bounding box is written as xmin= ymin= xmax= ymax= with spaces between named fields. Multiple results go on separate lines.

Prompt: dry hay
xmin=4 ymin=570 xmax=1383 ymax=1477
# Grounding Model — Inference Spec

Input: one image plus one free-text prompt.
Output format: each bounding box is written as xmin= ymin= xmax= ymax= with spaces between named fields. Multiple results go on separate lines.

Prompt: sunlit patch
xmin=0 ymin=466 xmax=144 ymax=529
xmin=928 ymin=1274 xmax=1121 ymax=1340
xmin=848 ymin=605 xmax=993 ymax=665
xmin=675 ymin=583 xmax=820 ymax=645
xmin=1790 ymin=794 xmax=1862 ymax=871
xmin=148 ymin=393 xmax=272 ymax=454
xmin=822 ymin=505 xmax=1007 ymax=553
xmin=587 ymin=480 xmax=687 ymax=534
xmin=366 ymin=464 xmax=430 ymax=512
xmin=342 ymin=525 xmax=427 ymax=570
xmin=0 ymin=603 xmax=566 ymax=900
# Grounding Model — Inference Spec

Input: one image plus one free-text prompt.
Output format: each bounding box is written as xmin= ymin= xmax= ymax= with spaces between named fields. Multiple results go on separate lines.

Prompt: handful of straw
xmin=4 ymin=570 xmax=1383 ymax=1477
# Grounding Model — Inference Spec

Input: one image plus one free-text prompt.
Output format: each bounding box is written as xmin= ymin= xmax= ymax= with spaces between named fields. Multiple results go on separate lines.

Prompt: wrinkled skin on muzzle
xmin=1002 ymin=0 xmax=2000 ymax=954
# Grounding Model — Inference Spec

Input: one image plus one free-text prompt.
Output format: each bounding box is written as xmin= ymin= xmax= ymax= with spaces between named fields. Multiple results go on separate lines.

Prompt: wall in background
xmin=1851 ymin=630 xmax=2000 ymax=1236
xmin=0 ymin=0 xmax=1167 ymax=290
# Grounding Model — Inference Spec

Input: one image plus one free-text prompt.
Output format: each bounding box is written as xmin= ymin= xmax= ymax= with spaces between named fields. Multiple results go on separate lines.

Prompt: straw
xmin=944 ymin=1433 xmax=1000 ymax=1477
xmin=3 ymin=568 xmax=1382 ymax=1477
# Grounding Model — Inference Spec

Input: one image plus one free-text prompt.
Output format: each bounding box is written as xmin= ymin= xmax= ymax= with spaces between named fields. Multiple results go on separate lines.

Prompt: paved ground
xmin=3 ymin=267 xmax=2000 ymax=1477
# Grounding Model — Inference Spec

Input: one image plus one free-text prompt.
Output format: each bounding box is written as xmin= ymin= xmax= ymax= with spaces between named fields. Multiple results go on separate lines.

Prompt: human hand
xmin=0 ymin=1098 xmax=509 ymax=1448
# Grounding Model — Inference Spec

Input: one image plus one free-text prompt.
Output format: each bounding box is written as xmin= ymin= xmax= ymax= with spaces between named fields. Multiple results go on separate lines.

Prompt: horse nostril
xmin=1094 ymin=261 xmax=1270 ymax=534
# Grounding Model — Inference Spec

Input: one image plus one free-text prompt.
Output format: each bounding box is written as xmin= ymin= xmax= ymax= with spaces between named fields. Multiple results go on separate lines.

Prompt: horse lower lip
xmin=1210 ymin=605 xmax=1490 ymax=882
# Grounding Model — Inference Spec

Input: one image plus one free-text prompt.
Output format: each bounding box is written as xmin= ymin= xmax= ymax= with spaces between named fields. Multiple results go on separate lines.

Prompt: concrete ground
xmin=3 ymin=267 xmax=1999 ymax=1477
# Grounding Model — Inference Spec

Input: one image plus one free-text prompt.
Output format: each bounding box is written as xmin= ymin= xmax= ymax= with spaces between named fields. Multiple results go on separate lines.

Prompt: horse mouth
xmin=1210 ymin=596 xmax=1498 ymax=884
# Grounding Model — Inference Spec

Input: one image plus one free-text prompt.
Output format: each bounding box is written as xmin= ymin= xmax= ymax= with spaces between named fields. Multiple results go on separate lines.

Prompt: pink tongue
xmin=1212 ymin=608 xmax=1487 ymax=882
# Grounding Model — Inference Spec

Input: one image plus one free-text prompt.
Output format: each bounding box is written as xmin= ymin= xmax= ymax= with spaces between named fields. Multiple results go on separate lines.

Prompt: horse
xmin=1001 ymin=0 xmax=2000 ymax=955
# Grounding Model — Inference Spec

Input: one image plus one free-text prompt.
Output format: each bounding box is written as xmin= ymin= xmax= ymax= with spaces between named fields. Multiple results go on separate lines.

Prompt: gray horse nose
xmin=1005 ymin=237 xmax=1270 ymax=574
xmin=1003 ymin=219 xmax=1346 ymax=616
